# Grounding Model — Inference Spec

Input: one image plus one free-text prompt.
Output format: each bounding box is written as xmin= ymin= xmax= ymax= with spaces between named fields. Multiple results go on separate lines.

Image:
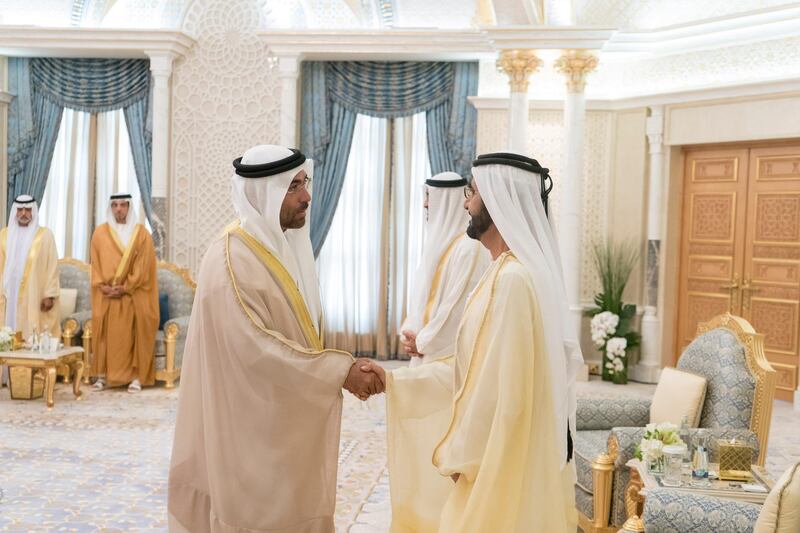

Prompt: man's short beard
xmin=280 ymin=203 xmax=309 ymax=230
xmin=466 ymin=202 xmax=493 ymax=240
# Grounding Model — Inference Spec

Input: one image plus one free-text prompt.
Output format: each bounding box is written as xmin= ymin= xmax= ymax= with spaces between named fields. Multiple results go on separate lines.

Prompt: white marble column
xmin=554 ymin=50 xmax=598 ymax=340
xmin=496 ymin=50 xmax=541 ymax=153
xmin=145 ymin=51 xmax=177 ymax=257
xmin=278 ymin=55 xmax=300 ymax=148
xmin=634 ymin=106 xmax=665 ymax=383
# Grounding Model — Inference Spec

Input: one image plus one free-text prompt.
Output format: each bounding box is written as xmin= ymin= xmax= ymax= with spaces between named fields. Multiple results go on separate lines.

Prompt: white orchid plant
xmin=585 ymin=241 xmax=641 ymax=383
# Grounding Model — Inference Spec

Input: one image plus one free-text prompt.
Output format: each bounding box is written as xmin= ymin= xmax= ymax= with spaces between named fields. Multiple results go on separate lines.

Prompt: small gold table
xmin=1 ymin=347 xmax=85 ymax=409
xmin=621 ymin=458 xmax=774 ymax=533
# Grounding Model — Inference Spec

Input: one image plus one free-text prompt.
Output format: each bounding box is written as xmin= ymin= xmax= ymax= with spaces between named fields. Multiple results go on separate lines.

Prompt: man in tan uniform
xmin=0 ymin=195 xmax=60 ymax=338
xmin=90 ymin=193 xmax=158 ymax=393
xmin=168 ymin=145 xmax=382 ymax=533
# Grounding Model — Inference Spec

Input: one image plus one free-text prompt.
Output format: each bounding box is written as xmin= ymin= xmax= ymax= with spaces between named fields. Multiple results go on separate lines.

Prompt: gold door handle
xmin=720 ymin=275 xmax=740 ymax=313
xmin=741 ymin=279 xmax=761 ymax=311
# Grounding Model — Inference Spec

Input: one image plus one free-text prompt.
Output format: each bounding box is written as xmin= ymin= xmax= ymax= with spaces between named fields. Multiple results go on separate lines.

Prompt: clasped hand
xmin=401 ymin=330 xmax=422 ymax=358
xmin=100 ymin=284 xmax=125 ymax=299
xmin=343 ymin=358 xmax=387 ymax=401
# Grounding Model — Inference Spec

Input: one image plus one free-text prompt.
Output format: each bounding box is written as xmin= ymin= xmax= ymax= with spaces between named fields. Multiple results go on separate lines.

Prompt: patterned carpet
xmin=0 ymin=371 xmax=797 ymax=532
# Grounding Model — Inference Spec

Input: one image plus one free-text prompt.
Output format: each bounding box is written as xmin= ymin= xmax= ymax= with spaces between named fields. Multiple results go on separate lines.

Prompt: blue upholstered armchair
xmin=642 ymin=461 xmax=800 ymax=533
xmin=154 ymin=261 xmax=196 ymax=388
xmin=641 ymin=488 xmax=762 ymax=533
xmin=575 ymin=314 xmax=777 ymax=533
xmin=59 ymin=258 xmax=93 ymax=383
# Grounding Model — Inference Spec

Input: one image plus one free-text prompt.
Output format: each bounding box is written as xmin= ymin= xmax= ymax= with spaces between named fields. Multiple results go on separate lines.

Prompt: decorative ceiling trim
xmin=469 ymin=77 xmax=800 ymax=111
xmin=378 ymin=0 xmax=394 ymax=28
xmin=261 ymin=29 xmax=495 ymax=60
xmin=70 ymin=0 xmax=88 ymax=26
xmin=604 ymin=5 xmax=800 ymax=55
xmin=484 ymin=26 xmax=616 ymax=50
xmin=0 ymin=27 xmax=195 ymax=58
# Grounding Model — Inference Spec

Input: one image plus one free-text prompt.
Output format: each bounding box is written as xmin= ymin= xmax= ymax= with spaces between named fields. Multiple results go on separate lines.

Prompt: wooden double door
xmin=678 ymin=143 xmax=800 ymax=401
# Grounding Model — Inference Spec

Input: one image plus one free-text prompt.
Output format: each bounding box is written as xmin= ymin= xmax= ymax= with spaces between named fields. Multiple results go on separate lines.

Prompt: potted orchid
xmin=586 ymin=240 xmax=641 ymax=384
xmin=635 ymin=422 xmax=685 ymax=474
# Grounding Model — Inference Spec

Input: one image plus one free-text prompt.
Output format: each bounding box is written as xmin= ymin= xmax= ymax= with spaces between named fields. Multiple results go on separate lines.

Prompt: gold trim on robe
xmin=16 ymin=228 xmax=46 ymax=304
xmin=226 ymin=225 xmax=325 ymax=351
xmin=110 ymin=225 xmax=142 ymax=286
xmin=432 ymin=251 xmax=512 ymax=467
xmin=422 ymin=234 xmax=466 ymax=326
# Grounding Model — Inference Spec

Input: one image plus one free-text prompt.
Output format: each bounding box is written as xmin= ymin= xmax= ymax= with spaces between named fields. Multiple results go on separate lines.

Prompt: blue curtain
xmin=7 ymin=58 xmax=58 ymax=214
xmin=301 ymin=61 xmax=478 ymax=256
xmin=6 ymin=58 xmax=152 ymax=216
xmin=426 ymin=62 xmax=478 ymax=179
xmin=123 ymin=97 xmax=153 ymax=223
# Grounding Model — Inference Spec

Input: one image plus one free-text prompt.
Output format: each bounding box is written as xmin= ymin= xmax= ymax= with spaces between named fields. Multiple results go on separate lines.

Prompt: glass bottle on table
xmin=679 ymin=415 xmax=692 ymax=470
xmin=42 ymin=327 xmax=51 ymax=353
xmin=691 ymin=429 xmax=711 ymax=487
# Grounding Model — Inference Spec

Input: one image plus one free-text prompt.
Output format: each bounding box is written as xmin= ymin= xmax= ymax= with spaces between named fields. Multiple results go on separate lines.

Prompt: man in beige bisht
xmin=365 ymin=152 xmax=581 ymax=532
xmin=90 ymin=193 xmax=159 ymax=393
xmin=168 ymin=145 xmax=383 ymax=533
xmin=387 ymin=172 xmax=488 ymax=531
xmin=0 ymin=195 xmax=60 ymax=385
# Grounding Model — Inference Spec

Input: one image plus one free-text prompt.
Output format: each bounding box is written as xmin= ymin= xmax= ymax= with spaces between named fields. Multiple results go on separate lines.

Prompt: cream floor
xmin=0 ymin=364 xmax=797 ymax=532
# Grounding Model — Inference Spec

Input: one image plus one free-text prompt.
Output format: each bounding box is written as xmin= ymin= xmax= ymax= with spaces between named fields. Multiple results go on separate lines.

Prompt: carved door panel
xmin=677 ymin=148 xmax=750 ymax=353
xmin=742 ymin=145 xmax=800 ymax=401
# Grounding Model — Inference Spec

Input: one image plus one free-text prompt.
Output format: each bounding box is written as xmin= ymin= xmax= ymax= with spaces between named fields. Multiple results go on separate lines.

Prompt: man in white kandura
xmin=387 ymin=171 xmax=488 ymax=531
xmin=168 ymin=145 xmax=382 ymax=533
xmin=366 ymin=152 xmax=581 ymax=532
xmin=0 ymin=195 xmax=60 ymax=385
xmin=399 ymin=171 xmax=489 ymax=366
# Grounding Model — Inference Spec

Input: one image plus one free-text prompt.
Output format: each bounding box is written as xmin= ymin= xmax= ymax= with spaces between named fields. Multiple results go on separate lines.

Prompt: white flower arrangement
xmin=0 ymin=326 xmax=14 ymax=351
xmin=590 ymin=311 xmax=619 ymax=348
xmin=636 ymin=422 xmax=685 ymax=469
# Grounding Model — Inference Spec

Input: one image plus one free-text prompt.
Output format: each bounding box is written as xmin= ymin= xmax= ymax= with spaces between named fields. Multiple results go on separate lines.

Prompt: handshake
xmin=343 ymin=359 xmax=386 ymax=401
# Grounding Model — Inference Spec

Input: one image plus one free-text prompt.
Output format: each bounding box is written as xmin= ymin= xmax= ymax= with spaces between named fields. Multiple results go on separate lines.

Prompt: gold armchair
xmin=58 ymin=258 xmax=93 ymax=383
xmin=154 ymin=261 xmax=196 ymax=388
xmin=575 ymin=314 xmax=777 ymax=532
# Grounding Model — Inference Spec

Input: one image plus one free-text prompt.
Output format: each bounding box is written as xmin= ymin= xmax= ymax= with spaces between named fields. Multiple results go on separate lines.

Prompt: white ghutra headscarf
xmin=106 ymin=193 xmax=143 ymax=247
xmin=230 ymin=144 xmax=321 ymax=330
xmin=402 ymin=171 xmax=470 ymax=338
xmin=472 ymin=152 xmax=583 ymax=468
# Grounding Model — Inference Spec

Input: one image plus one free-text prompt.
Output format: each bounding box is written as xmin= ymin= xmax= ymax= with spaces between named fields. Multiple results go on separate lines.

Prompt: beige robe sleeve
xmin=169 ymin=236 xmax=354 ymax=533
xmin=31 ymin=229 xmax=61 ymax=336
xmin=415 ymin=238 xmax=487 ymax=360
xmin=386 ymin=356 xmax=455 ymax=533
xmin=433 ymin=261 xmax=577 ymax=533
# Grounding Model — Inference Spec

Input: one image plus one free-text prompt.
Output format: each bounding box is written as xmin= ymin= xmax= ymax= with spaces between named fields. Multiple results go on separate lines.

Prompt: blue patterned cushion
xmin=58 ymin=263 xmax=91 ymax=312
xmin=678 ymin=328 xmax=755 ymax=430
xmin=575 ymin=484 xmax=594 ymax=521
xmin=158 ymin=293 xmax=170 ymax=330
xmin=643 ymin=488 xmax=760 ymax=533
xmin=577 ymin=396 xmax=651 ymax=430
xmin=157 ymin=268 xmax=195 ymax=319
xmin=574 ymin=430 xmax=610 ymax=493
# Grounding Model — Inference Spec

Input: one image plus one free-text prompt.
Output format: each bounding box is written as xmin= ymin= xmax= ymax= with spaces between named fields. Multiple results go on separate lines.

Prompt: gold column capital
xmin=497 ymin=49 xmax=542 ymax=93
xmin=554 ymin=49 xmax=598 ymax=93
